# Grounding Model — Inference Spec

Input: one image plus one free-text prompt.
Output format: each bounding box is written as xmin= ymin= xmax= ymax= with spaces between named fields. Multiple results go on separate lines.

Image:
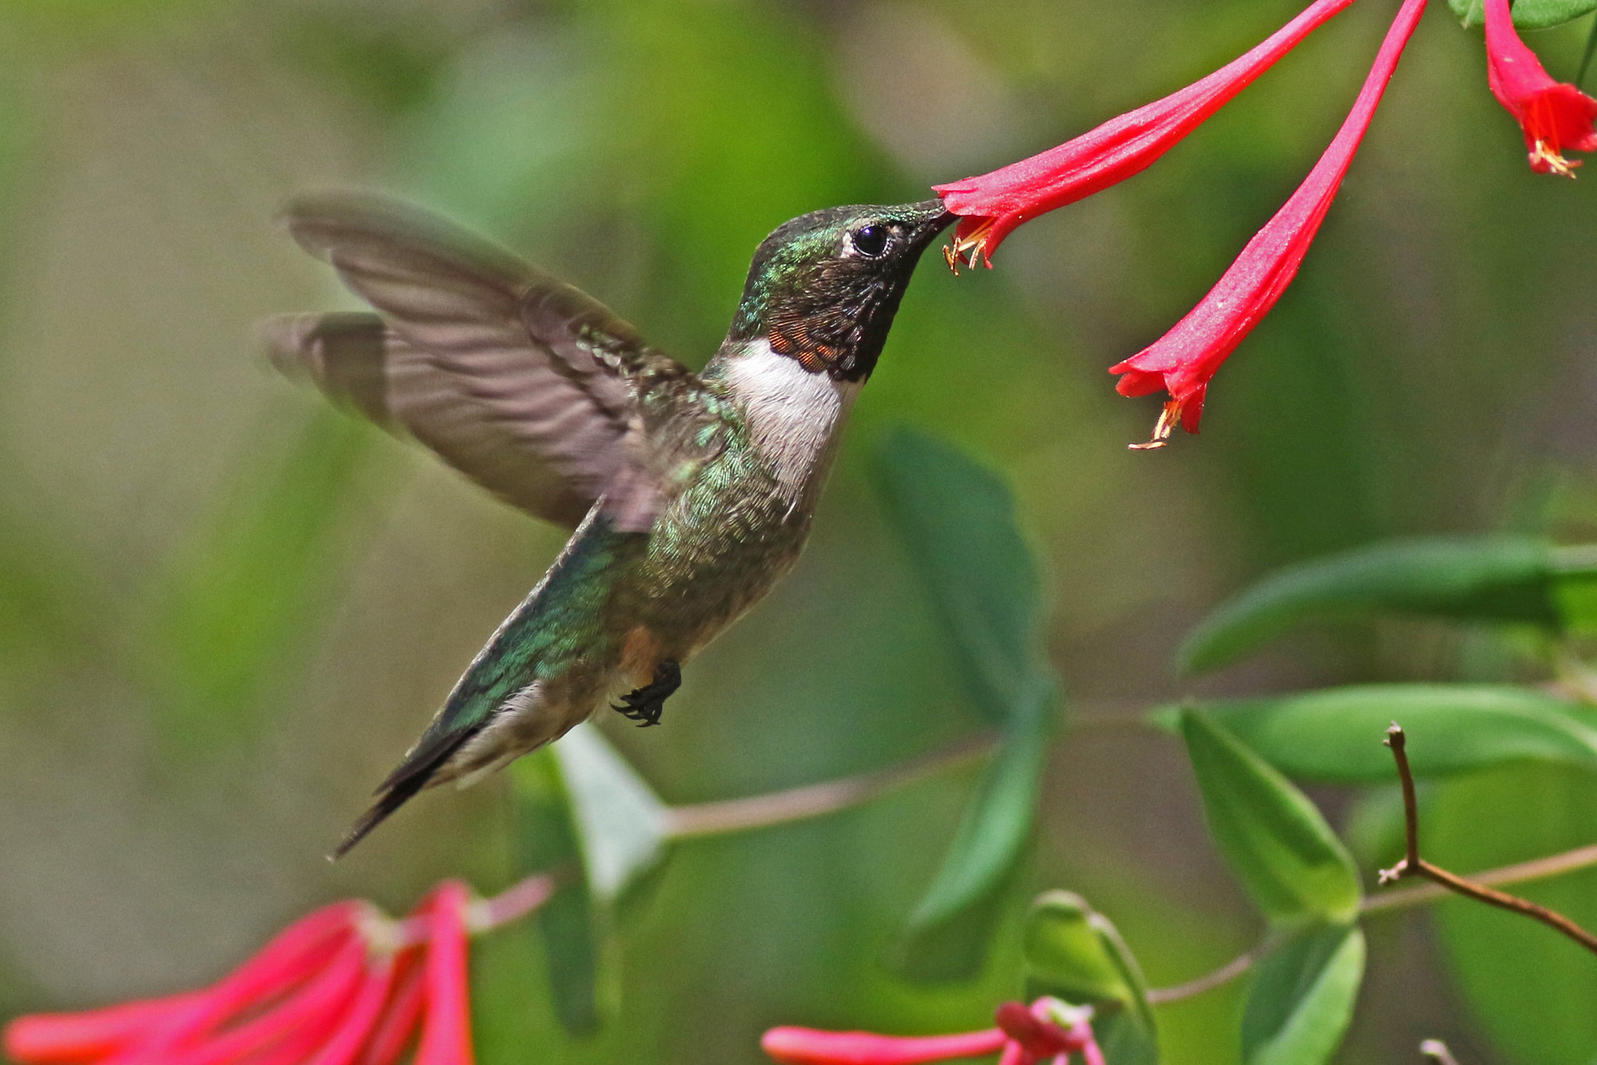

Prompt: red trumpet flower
xmin=4 ymin=876 xmax=555 ymax=1065
xmin=762 ymin=998 xmax=1103 ymax=1065
xmin=933 ymin=0 xmax=1361 ymax=269
xmin=1111 ymin=0 xmax=1429 ymax=445
xmin=1483 ymin=0 xmax=1597 ymax=176
xmin=933 ymin=0 xmax=1440 ymax=446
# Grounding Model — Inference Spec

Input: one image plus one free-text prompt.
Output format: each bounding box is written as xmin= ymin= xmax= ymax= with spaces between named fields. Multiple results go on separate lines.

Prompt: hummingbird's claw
xmin=611 ymin=659 xmax=682 ymax=729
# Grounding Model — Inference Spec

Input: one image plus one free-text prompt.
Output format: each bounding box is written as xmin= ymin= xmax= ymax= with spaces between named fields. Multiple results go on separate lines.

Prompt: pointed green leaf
xmin=873 ymin=427 xmax=1050 ymax=724
xmin=512 ymin=750 xmax=604 ymax=1034
xmin=1181 ymin=712 xmax=1361 ymax=925
xmin=552 ymin=723 xmax=669 ymax=904
xmin=874 ymin=429 xmax=1063 ymax=978
xmin=1448 ymin=0 xmax=1597 ymax=28
xmin=1242 ymin=923 xmax=1365 ymax=1065
xmin=1428 ymin=765 xmax=1597 ymax=1063
xmin=894 ymin=679 xmax=1058 ymax=979
xmin=1023 ymin=891 xmax=1158 ymax=1065
xmin=1179 ymin=537 xmax=1563 ymax=674
xmin=1151 ymin=685 xmax=1597 ymax=782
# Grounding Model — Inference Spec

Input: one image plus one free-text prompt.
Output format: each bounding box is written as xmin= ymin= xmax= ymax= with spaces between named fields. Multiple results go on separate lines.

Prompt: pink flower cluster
xmin=1 ymin=879 xmax=553 ymax=1065
xmin=934 ymin=0 xmax=1597 ymax=446
xmin=763 ymin=998 xmax=1104 ymax=1065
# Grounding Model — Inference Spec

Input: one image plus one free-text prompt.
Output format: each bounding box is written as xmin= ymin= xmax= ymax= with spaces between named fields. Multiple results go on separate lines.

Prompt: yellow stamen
xmin=1127 ymin=400 xmax=1181 ymax=451
xmin=942 ymin=219 xmax=996 ymax=276
xmin=1531 ymin=139 xmax=1580 ymax=178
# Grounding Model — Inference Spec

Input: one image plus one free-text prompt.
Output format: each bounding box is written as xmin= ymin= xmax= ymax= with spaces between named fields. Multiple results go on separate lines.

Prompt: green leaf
xmin=1023 ymin=891 xmax=1158 ymax=1065
xmin=1449 ymin=0 xmax=1597 ymax=28
xmin=1179 ymin=536 xmax=1562 ymax=673
xmin=894 ymin=679 xmax=1057 ymax=979
xmin=510 ymin=728 xmax=667 ymax=1034
xmin=874 ymin=428 xmax=1063 ymax=978
xmin=1427 ymin=765 xmax=1597 ymax=1062
xmin=1181 ymin=712 xmax=1361 ymax=926
xmin=1151 ymin=684 xmax=1597 ymax=782
xmin=552 ymin=723 xmax=669 ymax=904
xmin=873 ymin=427 xmax=1049 ymax=724
xmin=1241 ymin=923 xmax=1365 ymax=1065
xmin=512 ymin=750 xmax=604 ymax=1034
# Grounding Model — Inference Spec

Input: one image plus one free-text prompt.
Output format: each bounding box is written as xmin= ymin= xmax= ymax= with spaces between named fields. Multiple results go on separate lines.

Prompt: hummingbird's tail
xmin=327 ymin=726 xmax=479 ymax=860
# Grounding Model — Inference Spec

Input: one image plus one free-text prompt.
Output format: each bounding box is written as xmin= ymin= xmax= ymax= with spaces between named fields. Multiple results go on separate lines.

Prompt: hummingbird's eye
xmin=849 ymin=224 xmax=890 ymax=258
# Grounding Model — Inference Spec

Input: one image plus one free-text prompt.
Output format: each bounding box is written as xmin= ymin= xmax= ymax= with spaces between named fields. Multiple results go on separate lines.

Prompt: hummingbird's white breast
xmin=721 ymin=338 xmax=859 ymax=504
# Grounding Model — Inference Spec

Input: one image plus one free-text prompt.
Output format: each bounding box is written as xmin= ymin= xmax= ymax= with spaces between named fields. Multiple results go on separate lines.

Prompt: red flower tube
xmin=413 ymin=882 xmax=473 ymax=1065
xmin=933 ymin=0 xmax=1362 ymax=268
xmin=1109 ymin=0 xmax=1430 ymax=446
xmin=761 ymin=1026 xmax=1008 ymax=1065
xmin=762 ymin=1000 xmax=1100 ymax=1065
xmin=1483 ymin=0 xmax=1597 ymax=175
xmin=4 ymin=875 xmax=554 ymax=1065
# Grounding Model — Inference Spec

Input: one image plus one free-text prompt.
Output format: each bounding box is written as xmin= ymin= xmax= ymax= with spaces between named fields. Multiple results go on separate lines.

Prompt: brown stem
xmin=1377 ymin=723 xmax=1597 ymax=956
xmin=660 ymin=734 xmax=995 ymax=839
xmin=1149 ymin=836 xmax=1597 ymax=1004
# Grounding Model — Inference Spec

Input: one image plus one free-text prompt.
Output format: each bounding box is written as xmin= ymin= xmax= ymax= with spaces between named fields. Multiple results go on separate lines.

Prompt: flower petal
xmin=1483 ymin=0 xmax=1597 ymax=175
xmin=1109 ymin=0 xmax=1430 ymax=445
xmin=160 ymin=939 xmax=365 ymax=1065
xmin=414 ymin=882 xmax=473 ymax=1065
xmin=761 ymin=1027 xmax=1008 ymax=1065
xmin=355 ymin=952 xmax=426 ymax=1065
xmin=302 ymin=955 xmax=398 ymax=1065
xmin=3 ymin=994 xmax=205 ymax=1064
xmin=933 ymin=0 xmax=1360 ymax=266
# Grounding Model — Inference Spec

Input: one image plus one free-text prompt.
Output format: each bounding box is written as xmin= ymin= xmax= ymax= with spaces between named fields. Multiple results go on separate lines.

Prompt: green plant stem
xmin=660 ymin=734 xmax=995 ymax=839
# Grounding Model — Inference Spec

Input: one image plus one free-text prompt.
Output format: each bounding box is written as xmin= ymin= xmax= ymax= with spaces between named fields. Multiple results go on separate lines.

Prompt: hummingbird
xmin=265 ymin=193 xmax=955 ymax=857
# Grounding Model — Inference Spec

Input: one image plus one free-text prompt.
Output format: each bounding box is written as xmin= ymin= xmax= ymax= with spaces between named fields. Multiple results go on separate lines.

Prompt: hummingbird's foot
xmin=612 ymin=660 xmax=681 ymax=728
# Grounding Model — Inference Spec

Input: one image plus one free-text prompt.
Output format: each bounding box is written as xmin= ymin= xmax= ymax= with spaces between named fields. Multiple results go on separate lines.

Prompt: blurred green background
xmin=1 ymin=0 xmax=1594 ymax=1062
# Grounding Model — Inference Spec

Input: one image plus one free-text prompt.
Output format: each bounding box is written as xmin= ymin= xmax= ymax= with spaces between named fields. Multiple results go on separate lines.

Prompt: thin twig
xmin=1377 ymin=723 xmax=1597 ymax=956
xmin=1363 ymin=841 xmax=1597 ymax=913
xmin=661 ymin=734 xmax=996 ymax=839
xmin=1149 ymin=835 xmax=1597 ymax=1004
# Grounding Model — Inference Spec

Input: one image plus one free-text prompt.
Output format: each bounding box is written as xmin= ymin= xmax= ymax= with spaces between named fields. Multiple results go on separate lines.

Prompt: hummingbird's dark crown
xmin=726 ymin=200 xmax=954 ymax=382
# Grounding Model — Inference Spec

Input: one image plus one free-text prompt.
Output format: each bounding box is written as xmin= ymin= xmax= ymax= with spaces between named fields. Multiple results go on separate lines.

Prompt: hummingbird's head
xmin=726 ymin=200 xmax=955 ymax=382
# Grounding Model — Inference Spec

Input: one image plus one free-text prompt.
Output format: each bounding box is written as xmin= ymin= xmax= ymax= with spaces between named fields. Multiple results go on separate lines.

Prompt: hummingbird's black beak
xmin=902 ymin=199 xmax=959 ymax=252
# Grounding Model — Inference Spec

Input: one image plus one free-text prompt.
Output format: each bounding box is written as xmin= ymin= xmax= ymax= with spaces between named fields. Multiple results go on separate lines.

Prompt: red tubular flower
xmin=3 ymin=876 xmax=553 ymax=1065
xmin=1109 ymin=0 xmax=1429 ymax=446
xmin=932 ymin=0 xmax=1361 ymax=268
xmin=414 ymin=883 xmax=473 ymax=1065
xmin=762 ymin=1026 xmax=1009 ymax=1065
xmin=1483 ymin=0 xmax=1597 ymax=175
xmin=762 ymin=1000 xmax=1099 ymax=1065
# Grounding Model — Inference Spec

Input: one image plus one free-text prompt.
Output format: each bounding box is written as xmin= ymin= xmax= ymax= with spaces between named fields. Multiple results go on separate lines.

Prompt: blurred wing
xmin=266 ymin=194 xmax=700 ymax=530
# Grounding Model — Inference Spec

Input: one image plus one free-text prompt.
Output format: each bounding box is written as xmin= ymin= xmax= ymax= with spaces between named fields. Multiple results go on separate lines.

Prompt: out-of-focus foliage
xmin=2 ymin=0 xmax=1596 ymax=1063
xmin=1176 ymin=536 xmax=1569 ymax=672
xmin=1449 ymin=0 xmax=1597 ymax=28
xmin=1152 ymin=684 xmax=1597 ymax=780
xmin=1023 ymin=892 xmax=1157 ymax=1065
xmin=874 ymin=429 xmax=1062 ymax=978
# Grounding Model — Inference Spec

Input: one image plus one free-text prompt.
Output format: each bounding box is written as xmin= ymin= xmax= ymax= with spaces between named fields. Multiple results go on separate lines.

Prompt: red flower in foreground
xmin=1109 ymin=0 xmax=1429 ymax=446
xmin=932 ymin=0 xmax=1360 ymax=269
xmin=1483 ymin=0 xmax=1597 ymax=176
xmin=763 ymin=998 xmax=1103 ymax=1065
xmin=3 ymin=877 xmax=554 ymax=1065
